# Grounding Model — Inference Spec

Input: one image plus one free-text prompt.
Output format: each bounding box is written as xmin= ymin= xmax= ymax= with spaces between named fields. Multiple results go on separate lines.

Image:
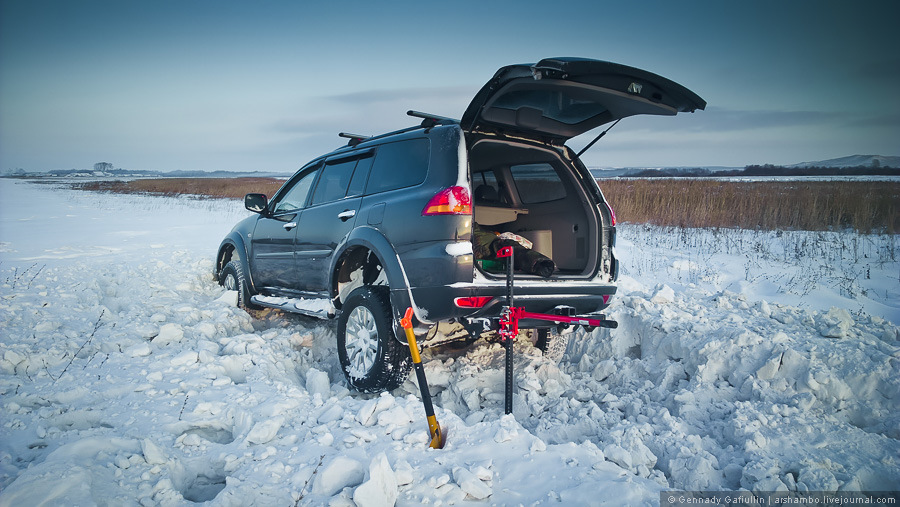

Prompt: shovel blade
xmin=429 ymin=423 xmax=446 ymax=449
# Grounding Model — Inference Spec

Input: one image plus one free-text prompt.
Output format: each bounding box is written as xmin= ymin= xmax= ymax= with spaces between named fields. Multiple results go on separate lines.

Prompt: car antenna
xmin=339 ymin=132 xmax=370 ymax=147
xmin=576 ymin=119 xmax=621 ymax=158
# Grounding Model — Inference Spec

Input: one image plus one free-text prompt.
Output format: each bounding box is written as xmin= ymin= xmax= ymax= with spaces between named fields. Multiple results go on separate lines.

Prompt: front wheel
xmin=337 ymin=286 xmax=411 ymax=393
xmin=220 ymin=260 xmax=259 ymax=310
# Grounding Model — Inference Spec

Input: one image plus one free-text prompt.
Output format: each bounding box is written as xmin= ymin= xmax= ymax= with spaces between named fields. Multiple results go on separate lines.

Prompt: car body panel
xmin=249 ymin=212 xmax=301 ymax=289
xmin=294 ymin=195 xmax=363 ymax=292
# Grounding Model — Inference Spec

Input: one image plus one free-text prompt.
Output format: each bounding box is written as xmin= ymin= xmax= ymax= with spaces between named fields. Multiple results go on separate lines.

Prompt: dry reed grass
xmin=598 ymin=179 xmax=899 ymax=234
xmin=74 ymin=177 xmax=899 ymax=233
xmin=75 ymin=177 xmax=286 ymax=200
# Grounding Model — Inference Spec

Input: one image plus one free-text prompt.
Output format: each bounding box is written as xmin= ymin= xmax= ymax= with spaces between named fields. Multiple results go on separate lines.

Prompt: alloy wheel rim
xmin=223 ymin=273 xmax=237 ymax=291
xmin=345 ymin=305 xmax=378 ymax=376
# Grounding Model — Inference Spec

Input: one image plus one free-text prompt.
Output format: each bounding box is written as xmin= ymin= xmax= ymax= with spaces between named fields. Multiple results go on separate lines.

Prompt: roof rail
xmin=407 ymin=110 xmax=458 ymax=128
xmin=338 ymin=132 xmax=370 ymax=147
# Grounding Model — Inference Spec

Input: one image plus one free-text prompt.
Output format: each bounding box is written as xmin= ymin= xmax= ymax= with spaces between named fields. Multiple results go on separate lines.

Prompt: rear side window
xmin=365 ymin=139 xmax=429 ymax=194
xmin=346 ymin=156 xmax=373 ymax=197
xmin=510 ymin=163 xmax=567 ymax=203
xmin=472 ymin=170 xmax=508 ymax=205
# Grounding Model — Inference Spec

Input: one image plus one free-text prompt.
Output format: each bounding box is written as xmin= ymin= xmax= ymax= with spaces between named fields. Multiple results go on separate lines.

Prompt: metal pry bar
xmin=407 ymin=110 xmax=459 ymax=128
xmin=338 ymin=132 xmax=370 ymax=147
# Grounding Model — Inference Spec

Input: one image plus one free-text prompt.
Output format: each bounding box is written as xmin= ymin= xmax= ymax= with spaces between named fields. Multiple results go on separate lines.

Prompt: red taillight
xmin=454 ymin=296 xmax=492 ymax=308
xmin=605 ymin=202 xmax=617 ymax=226
xmin=422 ymin=186 xmax=472 ymax=216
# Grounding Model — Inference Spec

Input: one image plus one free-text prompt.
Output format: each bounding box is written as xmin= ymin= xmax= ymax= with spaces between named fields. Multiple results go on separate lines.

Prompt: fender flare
xmin=331 ymin=226 xmax=430 ymax=339
xmin=216 ymin=234 xmax=255 ymax=291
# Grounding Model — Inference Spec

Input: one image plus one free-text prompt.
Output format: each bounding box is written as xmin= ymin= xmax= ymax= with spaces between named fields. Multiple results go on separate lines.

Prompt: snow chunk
xmin=357 ymin=399 xmax=378 ymax=426
xmin=317 ymin=404 xmax=343 ymax=424
xmin=216 ymin=290 xmax=239 ymax=307
xmin=170 ymin=351 xmax=199 ymax=367
xmin=313 ymin=456 xmax=364 ymax=496
xmin=818 ymin=307 xmax=854 ymax=338
xmin=153 ymin=323 xmax=184 ymax=346
xmin=453 ymin=466 xmax=492 ymax=500
xmin=305 ymin=368 xmax=330 ymax=398
xmin=650 ymin=284 xmax=676 ymax=304
xmin=246 ymin=416 xmax=284 ymax=445
xmin=353 ymin=453 xmax=398 ymax=507
xmin=445 ymin=241 xmax=473 ymax=256
xmin=126 ymin=342 xmax=152 ymax=358
xmin=34 ymin=320 xmax=60 ymax=333
xmin=393 ymin=460 xmax=414 ymax=486
xmin=142 ymin=438 xmax=167 ymax=465
xmin=798 ymin=466 xmax=840 ymax=491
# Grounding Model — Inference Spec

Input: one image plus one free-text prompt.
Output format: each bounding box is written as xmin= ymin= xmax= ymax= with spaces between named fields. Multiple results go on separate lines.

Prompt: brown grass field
xmin=598 ymin=179 xmax=899 ymax=234
xmin=73 ymin=177 xmax=286 ymax=200
xmin=73 ymin=177 xmax=899 ymax=234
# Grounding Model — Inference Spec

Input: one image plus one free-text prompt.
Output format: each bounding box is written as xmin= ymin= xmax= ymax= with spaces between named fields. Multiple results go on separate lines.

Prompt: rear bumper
xmin=409 ymin=279 xmax=616 ymax=324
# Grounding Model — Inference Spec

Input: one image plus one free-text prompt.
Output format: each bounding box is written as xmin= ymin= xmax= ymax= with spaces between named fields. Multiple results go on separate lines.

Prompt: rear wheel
xmin=337 ymin=286 xmax=411 ymax=393
xmin=535 ymin=327 xmax=572 ymax=363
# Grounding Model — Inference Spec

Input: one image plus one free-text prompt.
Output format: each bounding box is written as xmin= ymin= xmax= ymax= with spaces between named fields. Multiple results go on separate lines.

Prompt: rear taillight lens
xmin=422 ymin=186 xmax=472 ymax=216
xmin=605 ymin=202 xmax=617 ymax=226
xmin=454 ymin=296 xmax=492 ymax=308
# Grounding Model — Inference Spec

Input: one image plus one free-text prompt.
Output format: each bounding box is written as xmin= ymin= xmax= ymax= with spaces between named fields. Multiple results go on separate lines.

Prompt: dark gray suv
xmin=216 ymin=57 xmax=705 ymax=392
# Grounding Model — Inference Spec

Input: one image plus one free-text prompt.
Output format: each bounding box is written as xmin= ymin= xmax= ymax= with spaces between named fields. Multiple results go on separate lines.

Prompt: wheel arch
xmin=330 ymin=226 xmax=419 ymax=340
xmin=216 ymin=235 xmax=251 ymax=285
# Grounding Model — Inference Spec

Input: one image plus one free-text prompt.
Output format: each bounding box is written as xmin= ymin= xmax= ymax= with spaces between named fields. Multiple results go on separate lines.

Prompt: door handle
xmin=283 ymin=222 xmax=297 ymax=230
xmin=338 ymin=210 xmax=356 ymax=221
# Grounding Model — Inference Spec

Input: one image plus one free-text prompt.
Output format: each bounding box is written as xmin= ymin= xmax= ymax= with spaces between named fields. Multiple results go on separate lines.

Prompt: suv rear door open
xmin=461 ymin=57 xmax=706 ymax=142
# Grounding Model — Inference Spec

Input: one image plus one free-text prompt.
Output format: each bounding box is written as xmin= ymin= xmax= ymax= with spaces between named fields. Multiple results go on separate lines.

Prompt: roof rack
xmin=338 ymin=132 xmax=371 ymax=147
xmin=407 ymin=110 xmax=458 ymax=128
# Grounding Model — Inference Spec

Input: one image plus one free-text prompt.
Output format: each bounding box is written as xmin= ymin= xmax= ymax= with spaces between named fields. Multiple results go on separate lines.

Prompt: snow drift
xmin=1 ymin=179 xmax=897 ymax=505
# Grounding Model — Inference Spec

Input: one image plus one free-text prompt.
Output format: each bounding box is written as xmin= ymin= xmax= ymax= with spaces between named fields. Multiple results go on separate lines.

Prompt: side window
xmin=273 ymin=167 xmax=320 ymax=213
xmin=365 ymin=139 xmax=429 ymax=195
xmin=509 ymin=163 xmax=567 ymax=203
xmin=346 ymin=156 xmax=373 ymax=197
xmin=310 ymin=158 xmax=358 ymax=205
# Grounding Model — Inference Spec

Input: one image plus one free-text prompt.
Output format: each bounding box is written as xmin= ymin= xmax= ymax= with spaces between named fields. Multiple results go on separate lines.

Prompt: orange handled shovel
xmin=401 ymin=307 xmax=446 ymax=449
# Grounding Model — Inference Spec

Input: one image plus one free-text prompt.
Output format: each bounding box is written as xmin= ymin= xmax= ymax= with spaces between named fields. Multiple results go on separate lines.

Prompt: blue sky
xmin=1 ymin=0 xmax=898 ymax=173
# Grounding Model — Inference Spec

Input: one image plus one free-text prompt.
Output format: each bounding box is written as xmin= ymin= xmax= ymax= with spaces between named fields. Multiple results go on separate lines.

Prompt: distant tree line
xmin=627 ymin=164 xmax=899 ymax=178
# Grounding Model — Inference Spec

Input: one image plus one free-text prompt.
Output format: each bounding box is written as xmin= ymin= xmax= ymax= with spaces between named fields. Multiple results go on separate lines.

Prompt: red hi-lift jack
xmin=495 ymin=246 xmax=617 ymax=414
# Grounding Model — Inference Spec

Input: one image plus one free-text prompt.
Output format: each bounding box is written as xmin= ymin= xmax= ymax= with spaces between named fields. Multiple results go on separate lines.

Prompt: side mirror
xmin=244 ymin=193 xmax=268 ymax=214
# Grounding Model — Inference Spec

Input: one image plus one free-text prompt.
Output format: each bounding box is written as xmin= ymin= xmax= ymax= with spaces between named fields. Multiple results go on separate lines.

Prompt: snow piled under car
xmin=0 ymin=179 xmax=897 ymax=505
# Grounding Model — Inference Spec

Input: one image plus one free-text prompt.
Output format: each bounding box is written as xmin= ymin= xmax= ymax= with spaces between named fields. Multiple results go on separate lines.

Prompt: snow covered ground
xmin=1 ymin=178 xmax=898 ymax=506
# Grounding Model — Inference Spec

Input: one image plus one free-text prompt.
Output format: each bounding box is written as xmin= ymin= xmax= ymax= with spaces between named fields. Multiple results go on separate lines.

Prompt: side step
xmin=250 ymin=295 xmax=337 ymax=319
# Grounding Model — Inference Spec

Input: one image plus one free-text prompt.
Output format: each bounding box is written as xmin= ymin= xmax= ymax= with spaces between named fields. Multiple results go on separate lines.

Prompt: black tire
xmin=534 ymin=329 xmax=550 ymax=352
xmin=220 ymin=260 xmax=259 ymax=310
xmin=337 ymin=286 xmax=411 ymax=393
xmin=537 ymin=327 xmax=573 ymax=364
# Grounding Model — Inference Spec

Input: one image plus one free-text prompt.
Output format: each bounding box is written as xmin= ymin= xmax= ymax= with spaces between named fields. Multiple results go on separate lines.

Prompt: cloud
xmin=264 ymin=86 xmax=474 ymax=137
xmin=674 ymin=107 xmax=845 ymax=132
xmin=846 ymin=112 xmax=900 ymax=128
xmin=326 ymin=86 xmax=473 ymax=106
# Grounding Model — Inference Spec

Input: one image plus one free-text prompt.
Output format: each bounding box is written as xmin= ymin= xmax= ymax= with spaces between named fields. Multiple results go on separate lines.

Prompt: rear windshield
xmin=509 ymin=163 xmax=567 ymax=203
xmin=491 ymin=88 xmax=607 ymax=125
